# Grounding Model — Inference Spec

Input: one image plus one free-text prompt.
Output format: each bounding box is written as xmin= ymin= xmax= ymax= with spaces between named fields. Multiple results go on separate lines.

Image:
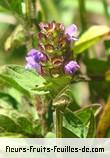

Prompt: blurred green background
xmin=0 ymin=0 xmax=110 ymax=65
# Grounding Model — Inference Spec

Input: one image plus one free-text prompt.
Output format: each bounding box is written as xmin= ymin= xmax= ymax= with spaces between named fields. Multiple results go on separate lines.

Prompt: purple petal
xmin=65 ymin=24 xmax=78 ymax=41
xmin=27 ymin=49 xmax=38 ymax=56
xmin=65 ymin=24 xmax=77 ymax=36
xmin=65 ymin=60 xmax=80 ymax=74
xmin=25 ymin=49 xmax=45 ymax=74
xmin=25 ymin=62 xmax=42 ymax=74
xmin=26 ymin=56 xmax=35 ymax=64
xmin=27 ymin=49 xmax=45 ymax=62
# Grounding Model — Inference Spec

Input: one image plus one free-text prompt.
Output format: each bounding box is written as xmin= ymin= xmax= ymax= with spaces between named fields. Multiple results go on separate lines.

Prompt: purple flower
xmin=65 ymin=60 xmax=80 ymax=74
xmin=65 ymin=24 xmax=78 ymax=41
xmin=25 ymin=49 xmax=45 ymax=73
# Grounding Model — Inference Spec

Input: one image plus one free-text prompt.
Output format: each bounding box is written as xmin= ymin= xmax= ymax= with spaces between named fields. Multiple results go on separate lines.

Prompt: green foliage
xmin=86 ymin=111 xmax=96 ymax=138
xmin=0 ymin=65 xmax=47 ymax=95
xmin=0 ymin=106 xmax=42 ymax=137
xmin=74 ymin=25 xmax=110 ymax=54
xmin=0 ymin=91 xmax=18 ymax=109
xmin=0 ymin=114 xmax=20 ymax=133
xmin=63 ymin=109 xmax=86 ymax=138
xmin=0 ymin=0 xmax=23 ymax=15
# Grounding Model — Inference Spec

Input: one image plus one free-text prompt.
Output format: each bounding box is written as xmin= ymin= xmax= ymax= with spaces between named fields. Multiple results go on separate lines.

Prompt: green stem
xmin=102 ymin=0 xmax=110 ymax=24
xmin=78 ymin=0 xmax=87 ymax=32
xmin=25 ymin=0 xmax=31 ymax=25
xmin=78 ymin=0 xmax=90 ymax=58
xmin=56 ymin=109 xmax=63 ymax=138
xmin=24 ymin=0 xmax=32 ymax=50
xmin=31 ymin=0 xmax=37 ymax=20
xmin=24 ymin=0 xmax=37 ymax=50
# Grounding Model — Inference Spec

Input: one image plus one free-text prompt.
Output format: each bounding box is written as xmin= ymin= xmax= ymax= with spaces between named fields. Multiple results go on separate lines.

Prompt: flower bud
xmin=65 ymin=61 xmax=80 ymax=74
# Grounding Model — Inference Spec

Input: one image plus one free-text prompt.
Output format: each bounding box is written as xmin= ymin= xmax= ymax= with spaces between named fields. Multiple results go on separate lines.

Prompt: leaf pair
xmin=63 ymin=105 xmax=100 ymax=138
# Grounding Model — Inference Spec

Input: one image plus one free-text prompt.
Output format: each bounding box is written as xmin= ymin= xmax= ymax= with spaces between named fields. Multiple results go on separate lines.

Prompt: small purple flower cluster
xmin=25 ymin=49 xmax=46 ymax=73
xmin=25 ymin=22 xmax=80 ymax=75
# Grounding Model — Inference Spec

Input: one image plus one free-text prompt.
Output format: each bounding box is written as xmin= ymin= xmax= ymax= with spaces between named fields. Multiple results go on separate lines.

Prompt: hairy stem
xmin=56 ymin=109 xmax=63 ymax=138
xmin=24 ymin=0 xmax=37 ymax=50
xmin=36 ymin=96 xmax=48 ymax=136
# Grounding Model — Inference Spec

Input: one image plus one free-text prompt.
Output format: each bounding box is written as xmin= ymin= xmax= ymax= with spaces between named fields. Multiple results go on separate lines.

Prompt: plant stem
xmin=25 ymin=0 xmax=32 ymax=26
xmin=78 ymin=0 xmax=87 ymax=32
xmin=24 ymin=0 xmax=37 ymax=50
xmin=35 ymin=96 xmax=48 ymax=136
xmin=31 ymin=0 xmax=37 ymax=20
xmin=24 ymin=0 xmax=32 ymax=50
xmin=56 ymin=108 xmax=63 ymax=138
xmin=78 ymin=0 xmax=90 ymax=58
xmin=102 ymin=0 xmax=110 ymax=24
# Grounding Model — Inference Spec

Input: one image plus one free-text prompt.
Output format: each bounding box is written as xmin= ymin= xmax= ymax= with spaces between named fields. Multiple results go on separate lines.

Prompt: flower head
xmin=65 ymin=60 xmax=80 ymax=74
xmin=65 ymin=24 xmax=78 ymax=41
xmin=25 ymin=22 xmax=79 ymax=76
xmin=25 ymin=49 xmax=45 ymax=74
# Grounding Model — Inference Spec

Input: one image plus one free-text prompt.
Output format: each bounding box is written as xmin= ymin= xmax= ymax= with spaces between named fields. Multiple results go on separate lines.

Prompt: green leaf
xmin=74 ymin=25 xmax=110 ymax=54
xmin=17 ymin=116 xmax=33 ymax=135
xmin=62 ymin=127 xmax=79 ymax=138
xmin=0 ymin=0 xmax=23 ymax=15
xmin=0 ymin=114 xmax=20 ymax=132
xmin=5 ymin=25 xmax=25 ymax=51
xmin=63 ymin=109 xmax=86 ymax=138
xmin=75 ymin=105 xmax=101 ymax=125
xmin=45 ymin=132 xmax=56 ymax=138
xmin=0 ymin=91 xmax=18 ymax=109
xmin=32 ymin=122 xmax=42 ymax=137
xmin=43 ymin=75 xmax=71 ymax=97
xmin=87 ymin=111 xmax=96 ymax=138
xmin=0 ymin=132 xmax=25 ymax=138
xmin=0 ymin=65 xmax=47 ymax=95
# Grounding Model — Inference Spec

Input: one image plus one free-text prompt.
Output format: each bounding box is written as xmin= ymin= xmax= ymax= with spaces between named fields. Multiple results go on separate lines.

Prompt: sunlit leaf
xmin=0 ymin=91 xmax=18 ymax=109
xmin=45 ymin=132 xmax=56 ymax=138
xmin=0 ymin=65 xmax=47 ymax=95
xmin=74 ymin=25 xmax=110 ymax=54
xmin=5 ymin=25 xmax=25 ymax=51
xmin=63 ymin=109 xmax=86 ymax=138
xmin=0 ymin=132 xmax=25 ymax=138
